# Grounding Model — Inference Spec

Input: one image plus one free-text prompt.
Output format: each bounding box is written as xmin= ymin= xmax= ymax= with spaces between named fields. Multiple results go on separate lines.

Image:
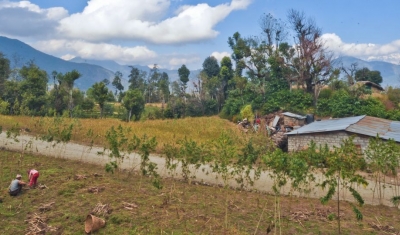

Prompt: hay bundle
xmin=25 ymin=213 xmax=58 ymax=235
xmin=91 ymin=203 xmax=112 ymax=216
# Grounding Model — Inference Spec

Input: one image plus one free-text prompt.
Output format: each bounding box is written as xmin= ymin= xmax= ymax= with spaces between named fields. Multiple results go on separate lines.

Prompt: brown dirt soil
xmin=1 ymin=150 xmax=400 ymax=234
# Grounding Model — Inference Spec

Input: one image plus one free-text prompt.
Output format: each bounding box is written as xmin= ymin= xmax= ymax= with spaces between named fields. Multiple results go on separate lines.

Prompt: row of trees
xmin=0 ymin=9 xmax=395 ymax=122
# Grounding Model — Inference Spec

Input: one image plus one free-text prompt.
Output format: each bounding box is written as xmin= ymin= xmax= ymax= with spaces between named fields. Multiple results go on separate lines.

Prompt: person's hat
xmin=16 ymin=174 xmax=22 ymax=179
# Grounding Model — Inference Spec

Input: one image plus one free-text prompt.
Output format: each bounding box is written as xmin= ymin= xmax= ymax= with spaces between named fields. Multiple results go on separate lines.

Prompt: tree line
xmin=1 ymin=9 xmax=399 ymax=121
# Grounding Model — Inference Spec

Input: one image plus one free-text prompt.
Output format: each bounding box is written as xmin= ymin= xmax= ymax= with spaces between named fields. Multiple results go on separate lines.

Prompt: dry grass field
xmin=0 ymin=115 xmax=243 ymax=153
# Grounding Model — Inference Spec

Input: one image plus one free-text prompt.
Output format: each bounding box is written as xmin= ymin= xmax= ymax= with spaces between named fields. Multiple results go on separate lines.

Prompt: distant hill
xmin=333 ymin=56 xmax=400 ymax=87
xmin=0 ymin=36 xmax=200 ymax=91
xmin=0 ymin=36 xmax=115 ymax=91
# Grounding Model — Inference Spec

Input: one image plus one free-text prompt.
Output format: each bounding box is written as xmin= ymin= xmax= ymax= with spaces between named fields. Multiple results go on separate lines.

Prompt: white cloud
xmin=31 ymin=40 xmax=158 ymax=64
xmin=0 ymin=1 xmax=67 ymax=38
xmin=58 ymin=0 xmax=252 ymax=44
xmin=211 ymin=51 xmax=231 ymax=62
xmin=168 ymin=56 xmax=201 ymax=67
xmin=322 ymin=33 xmax=400 ymax=65
xmin=60 ymin=54 xmax=76 ymax=61
xmin=0 ymin=1 xmax=67 ymax=19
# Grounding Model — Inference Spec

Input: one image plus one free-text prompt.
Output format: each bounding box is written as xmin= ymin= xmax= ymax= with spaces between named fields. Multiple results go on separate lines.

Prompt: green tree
xmin=355 ymin=67 xmax=383 ymax=85
xmin=122 ymin=89 xmax=145 ymax=121
xmin=158 ymin=72 xmax=170 ymax=109
xmin=220 ymin=56 xmax=234 ymax=99
xmin=89 ymin=82 xmax=109 ymax=118
xmin=128 ymin=66 xmax=146 ymax=93
xmin=57 ymin=70 xmax=81 ymax=116
xmin=112 ymin=71 xmax=124 ymax=101
xmin=178 ymin=64 xmax=190 ymax=94
xmin=19 ymin=62 xmax=48 ymax=115
xmin=228 ymin=32 xmax=248 ymax=76
xmin=202 ymin=56 xmax=220 ymax=78
xmin=0 ymin=52 xmax=11 ymax=96
xmin=2 ymin=80 xmax=20 ymax=114
xmin=146 ymin=64 xmax=161 ymax=103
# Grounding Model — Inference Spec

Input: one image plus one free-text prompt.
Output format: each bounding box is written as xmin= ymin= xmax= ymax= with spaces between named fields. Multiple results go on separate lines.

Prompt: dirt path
xmin=1 ymin=132 xmax=398 ymax=207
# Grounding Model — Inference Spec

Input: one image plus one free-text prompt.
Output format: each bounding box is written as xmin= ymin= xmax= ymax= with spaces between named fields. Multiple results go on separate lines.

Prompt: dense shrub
xmin=317 ymin=89 xmax=388 ymax=118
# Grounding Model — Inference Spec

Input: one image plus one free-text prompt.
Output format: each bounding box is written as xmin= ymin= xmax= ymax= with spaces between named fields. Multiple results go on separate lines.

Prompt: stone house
xmin=286 ymin=115 xmax=400 ymax=154
xmin=282 ymin=112 xmax=307 ymax=127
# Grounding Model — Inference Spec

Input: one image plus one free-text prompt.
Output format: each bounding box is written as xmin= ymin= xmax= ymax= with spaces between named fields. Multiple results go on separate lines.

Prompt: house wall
xmin=283 ymin=116 xmax=305 ymax=127
xmin=287 ymin=131 xmax=370 ymax=154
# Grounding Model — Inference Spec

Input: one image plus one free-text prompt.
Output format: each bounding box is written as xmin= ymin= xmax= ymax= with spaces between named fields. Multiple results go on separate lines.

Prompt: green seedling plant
xmin=38 ymin=117 xmax=74 ymax=158
xmin=163 ymin=142 xmax=180 ymax=178
xmin=104 ymin=125 xmax=130 ymax=175
xmin=177 ymin=137 xmax=208 ymax=185
xmin=5 ymin=122 xmax=34 ymax=171
xmin=263 ymin=149 xmax=291 ymax=235
xmin=287 ymin=151 xmax=316 ymax=200
xmin=234 ymin=138 xmax=263 ymax=189
xmin=6 ymin=123 xmax=20 ymax=142
xmin=128 ymin=133 xmax=162 ymax=189
xmin=319 ymin=137 xmax=367 ymax=235
xmin=210 ymin=131 xmax=238 ymax=230
xmin=80 ymin=128 xmax=97 ymax=161
xmin=365 ymin=135 xmax=399 ymax=205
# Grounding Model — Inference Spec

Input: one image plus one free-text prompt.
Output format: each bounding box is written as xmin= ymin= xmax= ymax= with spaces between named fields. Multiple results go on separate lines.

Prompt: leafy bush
xmin=141 ymin=105 xmax=163 ymax=120
xmin=240 ymin=104 xmax=254 ymax=122
xmin=317 ymin=89 xmax=388 ymax=118
xmin=262 ymin=89 xmax=313 ymax=114
xmin=318 ymin=88 xmax=333 ymax=100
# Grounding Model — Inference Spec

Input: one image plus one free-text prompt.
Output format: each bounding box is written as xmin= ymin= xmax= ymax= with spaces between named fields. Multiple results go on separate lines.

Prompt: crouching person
xmin=27 ymin=169 xmax=39 ymax=188
xmin=8 ymin=174 xmax=26 ymax=196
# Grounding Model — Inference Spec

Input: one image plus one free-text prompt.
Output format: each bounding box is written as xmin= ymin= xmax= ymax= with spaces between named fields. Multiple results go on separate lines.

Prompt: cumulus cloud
xmin=58 ymin=0 xmax=252 ymax=44
xmin=322 ymin=33 xmax=400 ymax=65
xmin=0 ymin=1 xmax=67 ymax=38
xmin=168 ymin=55 xmax=201 ymax=68
xmin=31 ymin=40 xmax=158 ymax=64
xmin=211 ymin=51 xmax=231 ymax=62
xmin=0 ymin=0 xmax=250 ymax=69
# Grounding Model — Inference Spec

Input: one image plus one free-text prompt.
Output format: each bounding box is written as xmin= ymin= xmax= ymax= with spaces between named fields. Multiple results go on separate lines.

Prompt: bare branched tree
xmin=287 ymin=9 xmax=334 ymax=105
xmin=341 ymin=62 xmax=358 ymax=85
xmin=259 ymin=13 xmax=288 ymax=56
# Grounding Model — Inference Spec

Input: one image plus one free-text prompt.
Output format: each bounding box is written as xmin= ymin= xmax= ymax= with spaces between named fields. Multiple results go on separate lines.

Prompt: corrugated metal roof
xmin=286 ymin=115 xmax=365 ymax=135
xmin=286 ymin=115 xmax=400 ymax=142
xmin=282 ymin=112 xmax=306 ymax=119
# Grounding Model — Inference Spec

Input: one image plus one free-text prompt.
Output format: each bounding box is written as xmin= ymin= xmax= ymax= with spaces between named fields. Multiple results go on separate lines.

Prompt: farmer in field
xmin=8 ymin=174 xmax=26 ymax=196
xmin=27 ymin=169 xmax=40 ymax=188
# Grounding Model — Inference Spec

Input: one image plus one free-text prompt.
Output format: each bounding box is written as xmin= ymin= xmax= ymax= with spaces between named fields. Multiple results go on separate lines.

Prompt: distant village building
xmin=282 ymin=112 xmax=307 ymax=127
xmin=352 ymin=81 xmax=384 ymax=93
xmin=286 ymin=115 xmax=400 ymax=154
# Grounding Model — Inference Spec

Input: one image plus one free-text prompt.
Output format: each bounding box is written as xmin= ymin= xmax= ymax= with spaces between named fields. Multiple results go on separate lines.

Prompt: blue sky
xmin=1 ymin=0 xmax=400 ymax=70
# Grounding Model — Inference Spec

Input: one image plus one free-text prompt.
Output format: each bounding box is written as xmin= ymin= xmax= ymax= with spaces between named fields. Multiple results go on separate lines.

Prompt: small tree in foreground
xmin=319 ymin=137 xmax=367 ymax=234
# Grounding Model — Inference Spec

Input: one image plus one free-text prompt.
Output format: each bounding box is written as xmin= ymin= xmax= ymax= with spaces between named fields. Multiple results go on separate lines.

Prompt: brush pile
xmin=25 ymin=213 xmax=58 ymax=235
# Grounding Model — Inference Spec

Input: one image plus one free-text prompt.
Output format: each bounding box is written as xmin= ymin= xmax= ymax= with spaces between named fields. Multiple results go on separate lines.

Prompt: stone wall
xmin=283 ymin=116 xmax=305 ymax=127
xmin=287 ymin=131 xmax=370 ymax=154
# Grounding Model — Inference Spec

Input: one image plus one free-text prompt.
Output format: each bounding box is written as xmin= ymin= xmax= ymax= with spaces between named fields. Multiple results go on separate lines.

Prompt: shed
xmin=352 ymin=81 xmax=384 ymax=93
xmin=282 ymin=112 xmax=306 ymax=127
xmin=286 ymin=115 xmax=400 ymax=154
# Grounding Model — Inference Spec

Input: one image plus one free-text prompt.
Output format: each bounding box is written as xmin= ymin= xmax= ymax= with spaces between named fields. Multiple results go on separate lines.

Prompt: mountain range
xmin=0 ymin=36 xmax=200 ymax=91
xmin=0 ymin=36 xmax=399 ymax=91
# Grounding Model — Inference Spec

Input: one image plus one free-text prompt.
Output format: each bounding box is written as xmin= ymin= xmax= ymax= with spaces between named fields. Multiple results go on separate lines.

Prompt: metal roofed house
xmin=286 ymin=115 xmax=400 ymax=154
